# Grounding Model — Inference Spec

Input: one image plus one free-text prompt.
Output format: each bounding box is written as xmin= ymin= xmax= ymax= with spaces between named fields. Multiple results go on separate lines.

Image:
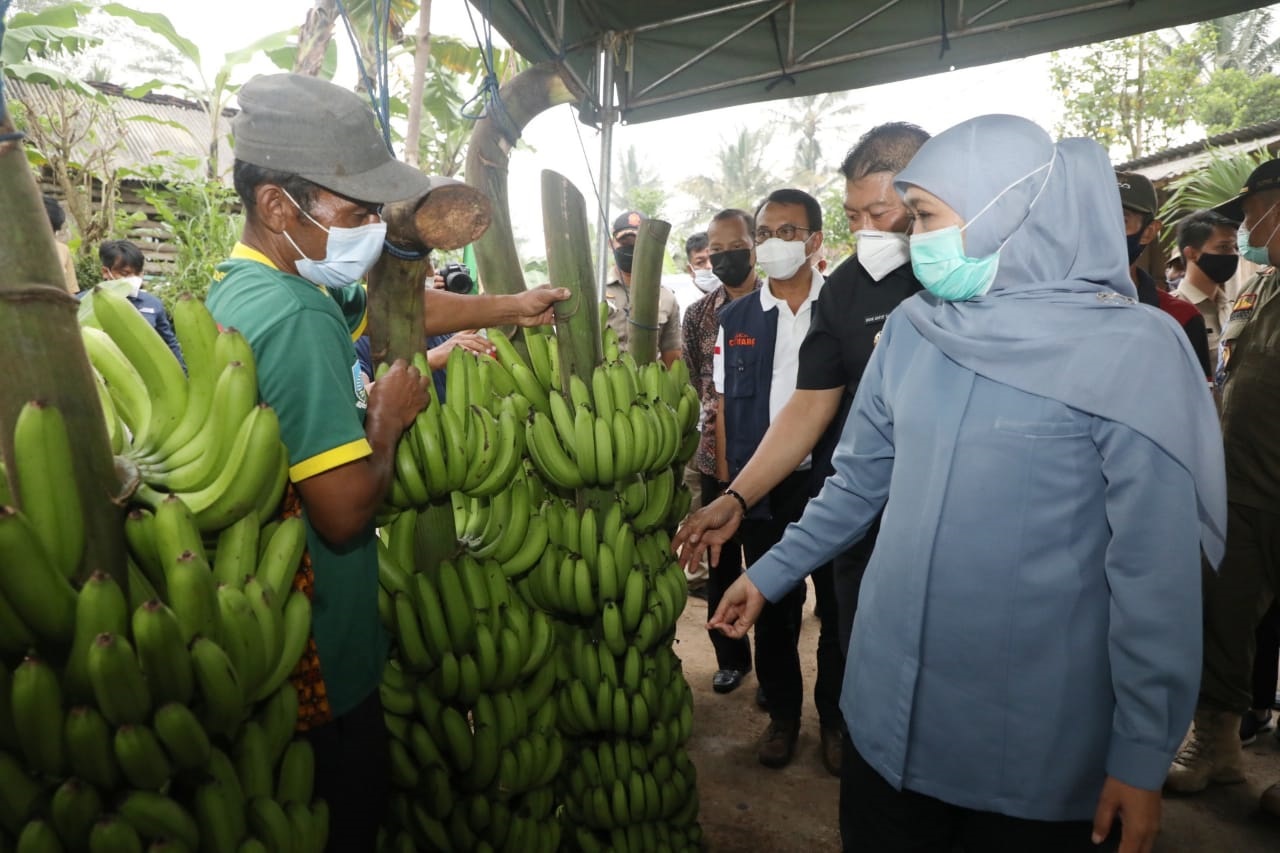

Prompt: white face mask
xmin=755 ymin=237 xmax=809 ymax=280
xmin=104 ymin=273 xmax=144 ymax=298
xmin=855 ymin=230 xmax=910 ymax=281
xmin=692 ymin=268 xmax=721 ymax=293
xmin=281 ymin=190 xmax=387 ymax=288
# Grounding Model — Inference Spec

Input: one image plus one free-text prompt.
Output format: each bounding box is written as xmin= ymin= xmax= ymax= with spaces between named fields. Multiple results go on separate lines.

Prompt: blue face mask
xmin=282 ymin=190 xmax=387 ymax=288
xmin=908 ymin=156 xmax=1056 ymax=301
xmin=1237 ymin=205 xmax=1278 ymax=267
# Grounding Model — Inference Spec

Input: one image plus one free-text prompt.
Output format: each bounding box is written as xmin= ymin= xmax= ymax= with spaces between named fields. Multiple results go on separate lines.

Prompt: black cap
xmin=233 ymin=73 xmax=444 ymax=204
xmin=1215 ymin=159 xmax=1280 ymax=222
xmin=612 ymin=210 xmax=645 ymax=239
xmin=1115 ymin=171 xmax=1158 ymax=217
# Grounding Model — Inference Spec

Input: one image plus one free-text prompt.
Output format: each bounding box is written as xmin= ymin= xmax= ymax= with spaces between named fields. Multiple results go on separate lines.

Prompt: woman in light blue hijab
xmin=710 ymin=115 xmax=1225 ymax=852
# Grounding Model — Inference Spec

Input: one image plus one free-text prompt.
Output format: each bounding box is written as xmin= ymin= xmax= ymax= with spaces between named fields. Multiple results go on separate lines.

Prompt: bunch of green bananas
xmin=384 ymin=347 xmax=529 ymax=510
xmin=375 ymin=516 xmax=565 ymax=853
xmin=83 ymin=289 xmax=288 ymax=535
xmin=450 ymin=463 xmax=551 ymax=578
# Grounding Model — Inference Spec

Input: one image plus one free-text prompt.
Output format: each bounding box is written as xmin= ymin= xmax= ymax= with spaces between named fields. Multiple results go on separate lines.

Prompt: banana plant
xmin=1158 ymin=145 xmax=1271 ymax=243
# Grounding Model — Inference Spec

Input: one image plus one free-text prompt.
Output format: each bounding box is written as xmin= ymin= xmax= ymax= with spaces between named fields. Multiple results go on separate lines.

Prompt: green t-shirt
xmin=207 ymin=243 xmax=386 ymax=718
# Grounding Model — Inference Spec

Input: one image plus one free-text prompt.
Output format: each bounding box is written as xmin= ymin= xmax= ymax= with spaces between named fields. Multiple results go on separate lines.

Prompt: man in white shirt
xmin=711 ymin=188 xmax=832 ymax=768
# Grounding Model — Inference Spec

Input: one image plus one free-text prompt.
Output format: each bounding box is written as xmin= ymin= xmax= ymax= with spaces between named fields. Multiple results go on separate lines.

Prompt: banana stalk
xmin=627 ymin=219 xmax=672 ymax=366
xmin=0 ymin=108 xmax=127 ymax=586
xmin=541 ymin=170 xmax=603 ymax=395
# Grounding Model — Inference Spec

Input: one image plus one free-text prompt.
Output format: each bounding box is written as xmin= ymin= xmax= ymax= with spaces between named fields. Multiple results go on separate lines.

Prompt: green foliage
xmin=1194 ymin=68 xmax=1280 ymax=135
xmin=820 ymin=186 xmax=855 ymax=262
xmin=1158 ymin=146 xmax=1271 ymax=243
xmin=680 ymin=127 xmax=776 ymax=237
xmin=612 ymin=145 xmax=668 ymax=219
xmin=72 ymin=249 xmax=101 ymax=291
xmin=133 ymin=167 xmax=242 ymax=312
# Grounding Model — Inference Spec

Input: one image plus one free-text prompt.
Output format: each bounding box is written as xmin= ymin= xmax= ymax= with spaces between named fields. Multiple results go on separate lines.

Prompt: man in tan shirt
xmin=604 ymin=209 xmax=682 ymax=366
xmin=43 ymin=195 xmax=79 ymax=293
xmin=1174 ymin=209 xmax=1239 ymax=374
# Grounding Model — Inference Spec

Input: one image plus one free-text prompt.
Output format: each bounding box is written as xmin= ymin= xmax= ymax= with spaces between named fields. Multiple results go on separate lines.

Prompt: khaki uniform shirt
xmin=1218 ymin=267 xmax=1280 ymax=509
xmin=55 ymin=242 xmax=78 ymax=293
xmin=1174 ymin=280 xmax=1231 ymax=374
xmin=604 ymin=279 xmax=681 ymax=356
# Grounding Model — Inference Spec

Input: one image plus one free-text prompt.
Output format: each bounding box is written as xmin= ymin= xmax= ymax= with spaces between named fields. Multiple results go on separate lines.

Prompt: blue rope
xmin=333 ymin=0 xmax=393 ymax=153
xmin=460 ymin=0 xmax=512 ymax=130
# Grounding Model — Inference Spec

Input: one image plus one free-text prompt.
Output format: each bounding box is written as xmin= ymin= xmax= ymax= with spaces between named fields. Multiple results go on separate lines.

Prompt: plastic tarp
xmin=472 ymin=0 xmax=1273 ymax=125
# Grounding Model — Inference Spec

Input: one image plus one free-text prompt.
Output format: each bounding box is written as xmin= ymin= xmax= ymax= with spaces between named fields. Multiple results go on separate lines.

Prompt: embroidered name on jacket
xmin=727 ymin=332 xmax=756 ymax=347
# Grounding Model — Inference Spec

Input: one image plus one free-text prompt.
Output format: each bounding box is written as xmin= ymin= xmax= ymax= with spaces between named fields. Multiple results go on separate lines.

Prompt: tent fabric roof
xmin=475 ymin=0 xmax=1273 ymax=125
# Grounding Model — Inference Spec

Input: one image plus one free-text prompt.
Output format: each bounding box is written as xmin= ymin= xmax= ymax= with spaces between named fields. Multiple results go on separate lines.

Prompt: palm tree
xmin=775 ymin=92 xmax=860 ymax=195
xmin=611 ymin=145 xmax=668 ymax=218
xmin=1198 ymin=8 xmax=1280 ymax=76
xmin=681 ymin=127 xmax=777 ymax=230
xmin=1157 ymin=146 xmax=1271 ymax=245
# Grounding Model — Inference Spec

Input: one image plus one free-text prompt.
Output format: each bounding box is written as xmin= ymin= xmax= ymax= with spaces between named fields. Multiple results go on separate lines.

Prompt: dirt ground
xmin=674 ymin=579 xmax=1280 ymax=852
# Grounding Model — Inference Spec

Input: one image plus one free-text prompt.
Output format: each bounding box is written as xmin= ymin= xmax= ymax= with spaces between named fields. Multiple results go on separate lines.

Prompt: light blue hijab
xmin=894 ymin=115 xmax=1227 ymax=566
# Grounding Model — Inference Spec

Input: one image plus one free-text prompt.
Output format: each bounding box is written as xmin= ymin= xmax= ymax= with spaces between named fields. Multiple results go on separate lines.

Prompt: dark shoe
xmin=819 ymin=726 xmax=843 ymax=777
xmin=758 ymin=719 xmax=800 ymax=768
xmin=712 ymin=669 xmax=746 ymax=694
xmin=755 ymin=687 xmax=769 ymax=711
xmin=689 ymin=584 xmax=708 ymax=601
xmin=1241 ymin=710 xmax=1273 ymax=746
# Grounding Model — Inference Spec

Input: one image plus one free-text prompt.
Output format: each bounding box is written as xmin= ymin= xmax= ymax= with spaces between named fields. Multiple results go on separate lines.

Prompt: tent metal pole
xmin=596 ymin=39 xmax=615 ymax=297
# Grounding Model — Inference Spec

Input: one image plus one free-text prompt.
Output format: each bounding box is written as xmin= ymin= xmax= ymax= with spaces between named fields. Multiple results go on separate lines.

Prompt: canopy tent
xmin=473 ymin=0 xmax=1270 ymax=125
xmin=468 ymin=0 xmax=1272 ymax=285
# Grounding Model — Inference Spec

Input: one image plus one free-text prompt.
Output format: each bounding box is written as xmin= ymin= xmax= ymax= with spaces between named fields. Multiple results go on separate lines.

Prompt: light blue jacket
xmin=747 ymin=310 xmax=1202 ymax=821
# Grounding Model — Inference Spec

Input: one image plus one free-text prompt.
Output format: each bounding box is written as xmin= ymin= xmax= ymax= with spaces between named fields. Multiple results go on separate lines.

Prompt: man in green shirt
xmin=208 ymin=73 xmax=566 ymax=852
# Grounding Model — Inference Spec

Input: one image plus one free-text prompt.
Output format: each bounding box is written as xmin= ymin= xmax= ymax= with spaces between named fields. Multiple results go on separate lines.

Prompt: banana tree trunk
xmin=464 ymin=62 xmax=582 ymax=299
xmin=626 ymin=218 xmax=671 ymax=366
xmin=403 ymin=0 xmax=432 ymax=168
xmin=541 ymin=170 xmax=602 ymax=395
xmin=293 ymin=0 xmax=339 ymax=77
xmin=366 ymin=182 xmax=490 ymax=573
xmin=0 ymin=112 xmax=126 ymax=586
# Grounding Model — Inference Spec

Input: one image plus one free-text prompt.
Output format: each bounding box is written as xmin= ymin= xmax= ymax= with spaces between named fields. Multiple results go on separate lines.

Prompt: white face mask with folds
xmin=854 ymin=230 xmax=910 ymax=281
xmin=755 ymin=237 xmax=810 ymax=280
xmin=281 ymin=189 xmax=387 ymax=288
xmin=692 ymin=268 xmax=721 ymax=293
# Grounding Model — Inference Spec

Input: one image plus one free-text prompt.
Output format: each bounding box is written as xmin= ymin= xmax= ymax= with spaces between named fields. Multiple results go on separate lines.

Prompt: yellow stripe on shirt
xmin=289 ymin=438 xmax=372 ymax=482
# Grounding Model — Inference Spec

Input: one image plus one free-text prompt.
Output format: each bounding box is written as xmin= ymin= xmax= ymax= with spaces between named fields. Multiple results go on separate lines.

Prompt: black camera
xmin=440 ymin=262 xmax=474 ymax=294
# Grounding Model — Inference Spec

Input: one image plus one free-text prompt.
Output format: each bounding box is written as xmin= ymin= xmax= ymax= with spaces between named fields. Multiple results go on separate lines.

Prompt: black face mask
xmin=613 ymin=244 xmax=634 ymax=275
xmin=1193 ymin=252 xmax=1239 ymax=285
xmin=709 ymin=248 xmax=753 ymax=288
xmin=1125 ymin=231 xmax=1148 ymax=264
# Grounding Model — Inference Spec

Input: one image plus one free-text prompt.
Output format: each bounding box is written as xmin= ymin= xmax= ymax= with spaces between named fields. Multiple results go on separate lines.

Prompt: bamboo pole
xmin=541 ymin=170 xmax=602 ymax=395
xmin=627 ymin=218 xmax=671 ymax=366
xmin=0 ymin=109 xmax=126 ymax=585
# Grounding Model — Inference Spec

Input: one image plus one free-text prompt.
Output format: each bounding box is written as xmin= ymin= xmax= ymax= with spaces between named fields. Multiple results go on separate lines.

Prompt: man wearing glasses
xmin=711 ymin=188 xmax=837 ymax=768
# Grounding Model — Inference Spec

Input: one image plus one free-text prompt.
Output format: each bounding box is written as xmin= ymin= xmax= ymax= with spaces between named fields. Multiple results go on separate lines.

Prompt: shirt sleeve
xmin=681 ymin=302 xmax=704 ymax=396
xmin=255 ymin=308 xmax=372 ymax=483
xmin=1092 ymin=417 xmax=1202 ymax=791
xmin=711 ymin=328 xmax=725 ymax=394
xmin=746 ymin=318 xmax=897 ymax=601
xmin=659 ymin=288 xmax=682 ymax=354
xmin=797 ymin=288 xmax=849 ymax=391
xmin=328 ymin=283 xmax=369 ymax=341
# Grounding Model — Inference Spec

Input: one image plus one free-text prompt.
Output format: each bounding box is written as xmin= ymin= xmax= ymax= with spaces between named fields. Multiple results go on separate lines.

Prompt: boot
xmin=1261 ymin=781 xmax=1280 ymax=818
xmin=1165 ymin=709 xmax=1246 ymax=793
xmin=757 ymin=718 xmax=800 ymax=768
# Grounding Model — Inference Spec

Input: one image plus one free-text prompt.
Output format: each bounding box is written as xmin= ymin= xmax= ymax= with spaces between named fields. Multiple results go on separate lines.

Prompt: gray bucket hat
xmin=233 ymin=73 xmax=442 ymax=204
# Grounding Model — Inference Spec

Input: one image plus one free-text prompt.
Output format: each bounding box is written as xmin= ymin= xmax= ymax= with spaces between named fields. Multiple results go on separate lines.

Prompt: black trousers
xmin=1252 ymin=602 xmax=1280 ymax=711
xmin=840 ymin=737 xmax=1118 ymax=853
xmin=701 ymin=473 xmax=753 ymax=672
xmin=302 ymin=688 xmax=391 ymax=853
xmin=739 ymin=470 xmax=841 ymax=726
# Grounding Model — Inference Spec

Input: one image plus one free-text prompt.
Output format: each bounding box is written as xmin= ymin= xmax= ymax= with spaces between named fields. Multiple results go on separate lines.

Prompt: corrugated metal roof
xmin=7 ymin=79 xmax=235 ymax=185
xmin=1115 ymin=118 xmax=1280 ymax=183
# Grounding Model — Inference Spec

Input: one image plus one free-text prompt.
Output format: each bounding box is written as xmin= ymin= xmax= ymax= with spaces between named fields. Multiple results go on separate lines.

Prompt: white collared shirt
xmin=713 ymin=268 xmax=825 ymax=469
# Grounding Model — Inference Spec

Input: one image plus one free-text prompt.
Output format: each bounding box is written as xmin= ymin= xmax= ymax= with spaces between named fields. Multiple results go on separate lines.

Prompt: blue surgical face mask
xmin=282 ymin=190 xmax=387 ymax=288
xmin=908 ymin=156 xmax=1056 ymax=301
xmin=1237 ymin=204 xmax=1279 ymax=266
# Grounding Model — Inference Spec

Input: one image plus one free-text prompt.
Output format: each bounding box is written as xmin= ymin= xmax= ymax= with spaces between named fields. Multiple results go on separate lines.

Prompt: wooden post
xmin=0 ymin=110 xmax=126 ymax=585
xmin=626 ymin=218 xmax=671 ymax=366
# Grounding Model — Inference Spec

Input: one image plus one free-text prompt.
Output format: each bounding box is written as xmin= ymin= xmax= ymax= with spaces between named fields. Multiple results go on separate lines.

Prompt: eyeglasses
xmin=755 ymin=224 xmax=812 ymax=242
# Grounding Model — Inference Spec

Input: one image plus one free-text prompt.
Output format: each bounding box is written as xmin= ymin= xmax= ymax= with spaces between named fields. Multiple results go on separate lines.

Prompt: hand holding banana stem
xmin=706 ymin=574 xmax=767 ymax=639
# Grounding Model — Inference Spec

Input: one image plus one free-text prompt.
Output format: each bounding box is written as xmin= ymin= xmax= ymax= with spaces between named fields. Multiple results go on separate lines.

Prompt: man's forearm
xmin=423 ymin=289 xmax=520 ymax=335
xmin=729 ymin=387 xmax=843 ymax=506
